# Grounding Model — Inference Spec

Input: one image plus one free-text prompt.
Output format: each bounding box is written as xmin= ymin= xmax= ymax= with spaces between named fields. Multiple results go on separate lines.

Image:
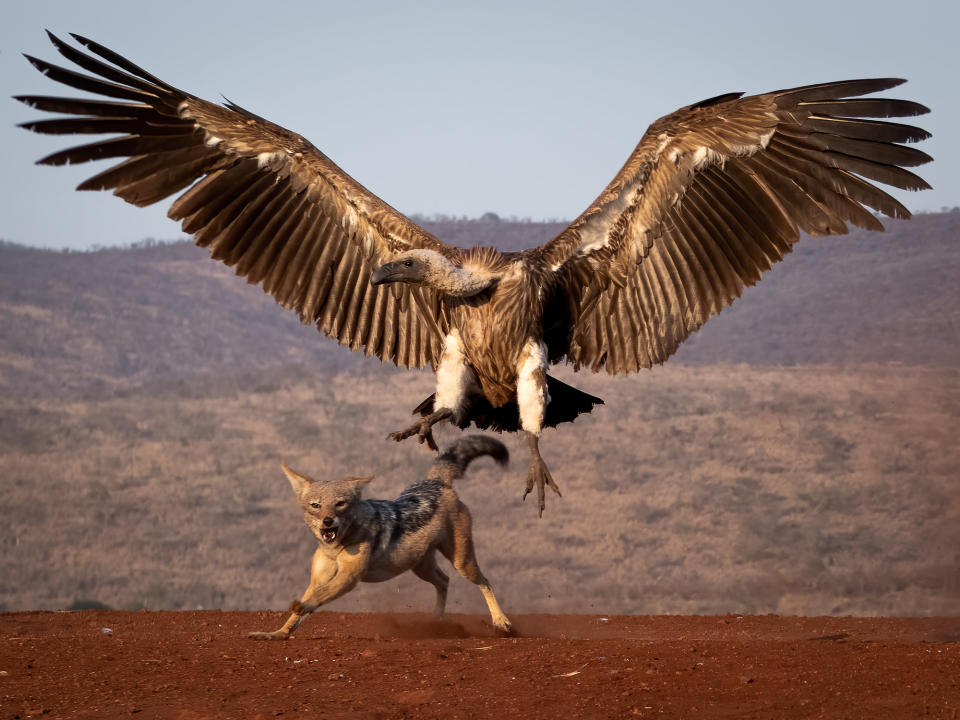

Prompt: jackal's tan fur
xmin=249 ymin=435 xmax=513 ymax=639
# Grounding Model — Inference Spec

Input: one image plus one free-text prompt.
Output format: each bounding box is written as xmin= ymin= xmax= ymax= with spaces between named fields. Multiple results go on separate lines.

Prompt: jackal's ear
xmin=348 ymin=475 xmax=373 ymax=486
xmin=281 ymin=462 xmax=312 ymax=496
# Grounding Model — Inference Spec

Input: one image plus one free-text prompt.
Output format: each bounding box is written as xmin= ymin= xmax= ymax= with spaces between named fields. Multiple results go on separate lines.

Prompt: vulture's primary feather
xmin=19 ymin=33 xmax=932 ymax=514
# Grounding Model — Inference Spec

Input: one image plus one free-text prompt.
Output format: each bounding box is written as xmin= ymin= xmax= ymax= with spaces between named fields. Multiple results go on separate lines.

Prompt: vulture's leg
xmin=516 ymin=339 xmax=559 ymax=516
xmin=387 ymin=408 xmax=452 ymax=451
xmin=387 ymin=330 xmax=470 ymax=452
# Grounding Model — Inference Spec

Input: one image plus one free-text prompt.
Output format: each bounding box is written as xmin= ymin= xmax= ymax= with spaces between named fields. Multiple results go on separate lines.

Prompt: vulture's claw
xmin=387 ymin=408 xmax=452 ymax=452
xmin=522 ymin=454 xmax=561 ymax=517
xmin=421 ymin=429 xmax=439 ymax=452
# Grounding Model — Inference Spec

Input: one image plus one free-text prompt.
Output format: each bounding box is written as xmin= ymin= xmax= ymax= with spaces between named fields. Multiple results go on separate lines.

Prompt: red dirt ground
xmin=2 ymin=611 xmax=959 ymax=719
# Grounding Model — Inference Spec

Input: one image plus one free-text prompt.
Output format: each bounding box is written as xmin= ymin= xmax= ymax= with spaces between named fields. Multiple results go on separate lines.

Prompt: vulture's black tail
xmin=413 ymin=375 xmax=603 ymax=433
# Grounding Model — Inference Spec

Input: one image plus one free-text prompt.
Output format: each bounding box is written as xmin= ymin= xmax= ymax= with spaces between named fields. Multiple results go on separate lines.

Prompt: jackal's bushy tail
xmin=427 ymin=435 xmax=509 ymax=484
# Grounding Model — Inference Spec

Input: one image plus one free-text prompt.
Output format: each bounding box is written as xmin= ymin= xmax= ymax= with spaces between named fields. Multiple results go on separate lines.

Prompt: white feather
xmin=655 ymin=132 xmax=671 ymax=155
xmin=579 ymin=230 xmax=610 ymax=254
xmin=719 ymin=128 xmax=775 ymax=158
xmin=516 ymin=340 xmax=549 ymax=434
xmin=692 ymin=145 xmax=724 ymax=169
xmin=435 ymin=330 xmax=472 ymax=416
xmin=257 ymin=151 xmax=284 ymax=169
xmin=577 ymin=176 xmax=639 ymax=255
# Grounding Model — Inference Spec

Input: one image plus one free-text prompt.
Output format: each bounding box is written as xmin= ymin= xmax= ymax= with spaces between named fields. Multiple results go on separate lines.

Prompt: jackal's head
xmin=281 ymin=463 xmax=371 ymax=545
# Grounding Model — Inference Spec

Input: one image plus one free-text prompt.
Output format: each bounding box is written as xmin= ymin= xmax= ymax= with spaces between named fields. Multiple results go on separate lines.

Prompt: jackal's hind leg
xmin=412 ymin=550 xmax=450 ymax=619
xmin=440 ymin=503 xmax=514 ymax=636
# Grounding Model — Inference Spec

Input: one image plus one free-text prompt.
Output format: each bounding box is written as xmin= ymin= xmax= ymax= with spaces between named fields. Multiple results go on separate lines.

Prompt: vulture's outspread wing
xmin=18 ymin=32 xmax=458 ymax=369
xmin=536 ymin=79 xmax=931 ymax=373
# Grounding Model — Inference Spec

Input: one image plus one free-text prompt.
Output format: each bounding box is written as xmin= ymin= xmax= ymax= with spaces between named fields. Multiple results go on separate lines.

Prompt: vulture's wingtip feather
xmin=45 ymin=29 xmax=67 ymax=48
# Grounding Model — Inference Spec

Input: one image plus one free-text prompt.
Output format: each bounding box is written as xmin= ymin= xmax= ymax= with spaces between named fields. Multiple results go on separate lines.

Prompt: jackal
xmin=249 ymin=435 xmax=513 ymax=639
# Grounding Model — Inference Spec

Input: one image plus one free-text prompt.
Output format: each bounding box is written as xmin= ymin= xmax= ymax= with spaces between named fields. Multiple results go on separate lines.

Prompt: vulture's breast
xmin=448 ymin=265 xmax=547 ymax=407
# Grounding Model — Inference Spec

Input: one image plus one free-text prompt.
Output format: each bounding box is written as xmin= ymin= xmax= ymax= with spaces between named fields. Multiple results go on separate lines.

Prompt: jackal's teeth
xmin=320 ymin=528 xmax=338 ymax=544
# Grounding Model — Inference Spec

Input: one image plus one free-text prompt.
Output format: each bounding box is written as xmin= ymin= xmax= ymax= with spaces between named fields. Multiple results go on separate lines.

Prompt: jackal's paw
xmin=522 ymin=457 xmax=562 ymax=517
xmin=248 ymin=630 xmax=289 ymax=641
xmin=494 ymin=620 xmax=516 ymax=638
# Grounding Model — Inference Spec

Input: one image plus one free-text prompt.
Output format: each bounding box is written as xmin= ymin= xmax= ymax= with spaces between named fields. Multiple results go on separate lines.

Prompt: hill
xmin=1 ymin=212 xmax=957 ymax=399
xmin=0 ymin=213 xmax=958 ymax=617
xmin=2 ymin=362 xmax=958 ymax=615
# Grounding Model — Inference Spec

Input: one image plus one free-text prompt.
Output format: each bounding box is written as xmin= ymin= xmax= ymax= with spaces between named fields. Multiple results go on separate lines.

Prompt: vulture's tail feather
xmin=413 ymin=375 xmax=603 ymax=433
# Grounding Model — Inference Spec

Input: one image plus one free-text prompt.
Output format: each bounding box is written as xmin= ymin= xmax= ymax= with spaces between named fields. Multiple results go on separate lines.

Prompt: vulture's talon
xmin=525 ymin=456 xmax=561 ymax=517
xmin=387 ymin=409 xmax=451 ymax=451
xmin=422 ymin=429 xmax=439 ymax=452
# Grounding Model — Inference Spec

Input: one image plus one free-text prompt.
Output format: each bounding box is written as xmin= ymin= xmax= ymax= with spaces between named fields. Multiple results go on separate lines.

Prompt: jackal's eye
xmin=335 ymin=500 xmax=347 ymax=509
xmin=309 ymin=502 xmax=320 ymax=509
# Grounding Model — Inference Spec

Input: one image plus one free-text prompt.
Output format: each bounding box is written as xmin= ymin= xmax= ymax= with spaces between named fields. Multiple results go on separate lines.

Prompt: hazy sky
xmin=3 ymin=0 xmax=957 ymax=249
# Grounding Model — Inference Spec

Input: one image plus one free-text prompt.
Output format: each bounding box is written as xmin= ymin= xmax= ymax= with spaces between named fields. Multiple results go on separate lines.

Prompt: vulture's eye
xmin=403 ymin=259 xmax=413 ymax=268
xmin=310 ymin=502 xmax=320 ymax=509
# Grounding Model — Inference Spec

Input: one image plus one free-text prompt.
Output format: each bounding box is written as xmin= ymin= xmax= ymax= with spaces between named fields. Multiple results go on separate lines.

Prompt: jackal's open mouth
xmin=320 ymin=528 xmax=338 ymax=544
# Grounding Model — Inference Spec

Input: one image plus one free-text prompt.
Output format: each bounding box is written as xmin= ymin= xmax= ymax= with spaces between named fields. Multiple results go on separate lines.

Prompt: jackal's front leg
xmin=247 ymin=597 xmax=317 ymax=641
xmin=248 ymin=546 xmax=367 ymax=640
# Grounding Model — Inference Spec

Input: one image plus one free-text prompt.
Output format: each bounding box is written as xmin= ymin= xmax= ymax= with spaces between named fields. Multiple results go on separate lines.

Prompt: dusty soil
xmin=2 ymin=612 xmax=959 ymax=719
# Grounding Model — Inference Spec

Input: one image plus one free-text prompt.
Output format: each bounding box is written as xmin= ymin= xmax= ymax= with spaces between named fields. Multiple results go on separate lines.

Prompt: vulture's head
xmin=370 ymin=249 xmax=438 ymax=287
xmin=370 ymin=249 xmax=496 ymax=297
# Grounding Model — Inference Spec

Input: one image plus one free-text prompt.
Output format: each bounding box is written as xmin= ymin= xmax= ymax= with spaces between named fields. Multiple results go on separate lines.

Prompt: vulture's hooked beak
xmin=370 ymin=263 xmax=394 ymax=286
xmin=371 ymin=261 xmax=412 ymax=286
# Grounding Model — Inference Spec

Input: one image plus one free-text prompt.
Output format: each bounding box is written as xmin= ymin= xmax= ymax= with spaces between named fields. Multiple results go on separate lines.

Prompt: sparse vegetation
xmin=0 ymin=363 xmax=957 ymax=617
xmin=0 ymin=215 xmax=957 ymax=617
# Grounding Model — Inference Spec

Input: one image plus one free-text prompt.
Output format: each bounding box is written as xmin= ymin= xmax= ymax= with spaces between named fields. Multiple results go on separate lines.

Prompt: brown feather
xmin=802 ymin=116 xmax=930 ymax=144
xmin=21 ymin=35 xmax=934 ymax=400
xmin=22 ymin=34 xmax=452 ymax=371
xmin=46 ymin=31 xmax=176 ymax=99
xmin=76 ymin=146 xmax=212 ymax=192
xmin=15 ymin=95 xmax=158 ymax=119
xmin=110 ymin=153 xmax=220 ymax=207
xmin=302 ymin=217 xmax=345 ymax=322
xmin=69 ymin=33 xmax=178 ymax=91
xmin=199 ymin=172 xmax=278 ymax=253
xmin=542 ymin=75 xmax=929 ymax=372
xmin=237 ymin=190 xmax=304 ymax=281
xmin=774 ymin=78 xmax=906 ymax=102
xmin=223 ymin=180 xmax=293 ymax=268
xmin=36 ymin=134 xmax=196 ymax=166
xmin=259 ymin=207 xmax=314 ymax=303
xmin=332 ymin=251 xmax=367 ymax=339
xmin=797 ymin=98 xmax=929 ymax=118
xmin=22 ymin=54 xmax=155 ymax=103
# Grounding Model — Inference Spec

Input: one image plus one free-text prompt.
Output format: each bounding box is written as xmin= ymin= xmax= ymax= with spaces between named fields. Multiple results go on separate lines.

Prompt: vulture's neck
xmin=426 ymin=255 xmax=499 ymax=297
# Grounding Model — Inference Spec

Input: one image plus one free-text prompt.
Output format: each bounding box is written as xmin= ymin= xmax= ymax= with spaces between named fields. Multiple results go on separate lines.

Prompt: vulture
xmin=18 ymin=33 xmax=932 ymax=514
